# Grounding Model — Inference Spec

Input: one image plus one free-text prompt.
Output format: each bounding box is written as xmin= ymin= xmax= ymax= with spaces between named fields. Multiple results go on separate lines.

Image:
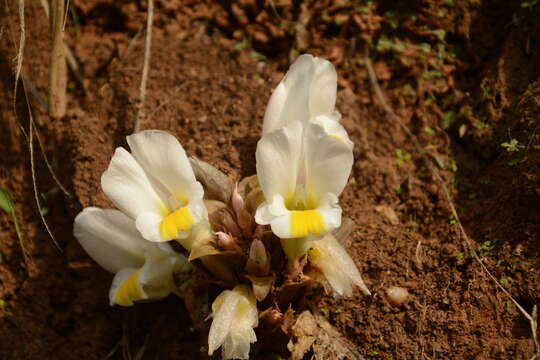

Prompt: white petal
xmin=305 ymin=122 xmax=354 ymax=198
xmin=208 ymin=286 xmax=258 ymax=359
xmin=262 ymin=54 xmax=314 ymax=135
xmin=256 ymin=121 xmax=303 ymax=202
xmin=109 ymin=250 xmax=191 ymax=306
xmin=74 ymin=207 xmax=146 ymax=273
xmin=127 ymin=130 xmax=204 ymax=202
xmin=312 ymin=114 xmax=353 ymax=148
xmin=309 ymin=57 xmax=338 ymax=118
xmin=311 ymin=234 xmax=370 ymax=297
xmin=262 ymin=54 xmax=339 ymax=135
xmin=136 ymin=212 xmax=164 ymax=242
xmin=208 ymin=290 xmax=241 ymax=355
xmin=109 ymin=267 xmax=141 ymax=306
xmin=101 ymin=148 xmax=165 ymax=220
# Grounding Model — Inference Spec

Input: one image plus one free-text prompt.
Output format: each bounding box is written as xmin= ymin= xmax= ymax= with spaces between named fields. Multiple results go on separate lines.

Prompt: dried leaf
xmin=190 ymin=157 xmax=233 ymax=203
xmin=238 ymin=175 xmax=259 ymax=198
xmin=188 ymin=238 xmax=222 ymax=261
xmin=204 ymin=199 xmax=227 ymax=216
xmin=375 ymin=205 xmax=399 ymax=225
xmin=287 ymin=311 xmax=318 ymax=360
xmin=332 ymin=217 xmax=354 ymax=245
xmin=244 ymin=187 xmax=264 ymax=214
xmin=245 ymin=274 xmax=274 ymax=301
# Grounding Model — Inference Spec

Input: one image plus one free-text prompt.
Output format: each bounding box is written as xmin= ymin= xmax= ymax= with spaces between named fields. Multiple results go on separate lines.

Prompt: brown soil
xmin=0 ymin=0 xmax=538 ymax=359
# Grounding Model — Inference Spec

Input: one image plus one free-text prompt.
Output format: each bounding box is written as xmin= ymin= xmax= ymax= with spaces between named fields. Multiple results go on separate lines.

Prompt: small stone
xmin=386 ymin=286 xmax=409 ymax=306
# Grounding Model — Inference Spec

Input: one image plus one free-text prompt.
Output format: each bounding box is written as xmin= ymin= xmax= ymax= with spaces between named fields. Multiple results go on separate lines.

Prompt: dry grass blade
xmin=363 ymin=51 xmax=539 ymax=359
xmin=13 ymin=0 xmax=25 ymax=113
xmin=133 ymin=0 xmax=154 ymax=133
xmin=39 ymin=0 xmax=84 ymax=88
xmin=48 ymin=0 xmax=67 ymax=119
xmin=28 ymin=106 xmax=63 ymax=252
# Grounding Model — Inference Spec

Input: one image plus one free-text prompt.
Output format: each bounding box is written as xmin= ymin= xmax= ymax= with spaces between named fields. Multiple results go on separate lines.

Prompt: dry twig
xmin=133 ymin=0 xmax=154 ymax=133
xmin=48 ymin=0 xmax=67 ymax=119
xmin=39 ymin=0 xmax=84 ymax=88
xmin=363 ymin=51 xmax=539 ymax=359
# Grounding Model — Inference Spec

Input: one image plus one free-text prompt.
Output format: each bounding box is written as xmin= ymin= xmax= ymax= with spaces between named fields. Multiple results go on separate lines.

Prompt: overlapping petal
xmin=262 ymin=54 xmax=339 ymax=135
xmin=74 ymin=207 xmax=191 ymax=307
xmin=208 ymin=285 xmax=258 ymax=360
xmin=308 ymin=234 xmax=370 ymax=297
xmin=101 ymin=130 xmax=206 ymax=243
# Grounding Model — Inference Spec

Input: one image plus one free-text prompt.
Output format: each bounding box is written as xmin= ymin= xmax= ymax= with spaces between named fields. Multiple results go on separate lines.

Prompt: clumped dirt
xmin=0 ymin=0 xmax=538 ymax=359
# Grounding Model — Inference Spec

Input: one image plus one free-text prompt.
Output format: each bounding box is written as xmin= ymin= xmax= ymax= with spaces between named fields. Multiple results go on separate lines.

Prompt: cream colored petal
xmin=74 ymin=207 xmax=146 ymax=273
xmin=305 ymin=122 xmax=354 ymax=198
xmin=208 ymin=285 xmax=258 ymax=359
xmin=262 ymin=54 xmax=314 ymax=135
xmin=312 ymin=114 xmax=353 ymax=148
xmin=309 ymin=57 xmax=338 ymax=118
xmin=208 ymin=290 xmax=240 ymax=355
xmin=311 ymin=234 xmax=370 ymax=297
xmin=127 ymin=130 xmax=204 ymax=202
xmin=101 ymin=147 xmax=165 ymax=220
xmin=109 ymin=250 xmax=191 ymax=307
xmin=256 ymin=121 xmax=303 ymax=203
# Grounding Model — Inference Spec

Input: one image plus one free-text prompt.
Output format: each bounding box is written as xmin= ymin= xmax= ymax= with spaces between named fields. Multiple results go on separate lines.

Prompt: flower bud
xmin=246 ymin=239 xmax=270 ymax=276
xmin=231 ymin=182 xmax=245 ymax=215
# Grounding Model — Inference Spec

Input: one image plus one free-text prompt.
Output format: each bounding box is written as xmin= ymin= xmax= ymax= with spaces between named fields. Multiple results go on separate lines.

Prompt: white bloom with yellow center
xmin=101 ymin=130 xmax=206 ymax=242
xmin=208 ymin=285 xmax=258 ymax=360
xmin=309 ymin=233 xmax=370 ymax=297
xmin=74 ymin=207 xmax=191 ymax=306
xmin=255 ymin=55 xmax=353 ymax=246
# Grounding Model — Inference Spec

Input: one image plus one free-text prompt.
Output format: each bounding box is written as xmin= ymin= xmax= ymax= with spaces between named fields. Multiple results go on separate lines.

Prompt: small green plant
xmin=479 ymin=240 xmax=495 ymax=257
xmin=395 ymin=148 xmax=412 ymax=166
xmin=422 ymin=70 xmax=443 ymax=80
xmin=501 ymin=138 xmax=522 ymax=152
xmin=423 ymin=126 xmax=435 ymax=135
xmin=0 ymin=188 xmax=26 ymax=259
xmin=376 ymin=37 xmax=406 ymax=53
xmin=521 ymin=0 xmax=538 ymax=8
xmin=249 ymin=51 xmax=267 ymax=62
xmin=455 ymin=252 xmax=465 ymax=260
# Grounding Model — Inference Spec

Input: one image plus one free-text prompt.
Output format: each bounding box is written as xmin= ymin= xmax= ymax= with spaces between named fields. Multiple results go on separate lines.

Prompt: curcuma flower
xmin=74 ymin=207 xmax=191 ymax=306
xmin=101 ymin=130 xmax=206 ymax=244
xmin=255 ymin=55 xmax=353 ymax=254
xmin=308 ymin=234 xmax=370 ymax=297
xmin=208 ymin=285 xmax=258 ymax=360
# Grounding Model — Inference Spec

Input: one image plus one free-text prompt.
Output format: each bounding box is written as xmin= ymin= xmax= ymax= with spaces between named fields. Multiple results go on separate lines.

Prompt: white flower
xmin=208 ymin=285 xmax=258 ymax=360
xmin=101 ymin=130 xmax=206 ymax=243
xmin=308 ymin=234 xmax=370 ymax=297
xmin=262 ymin=54 xmax=352 ymax=145
xmin=74 ymin=207 xmax=191 ymax=306
xmin=255 ymin=55 xmax=353 ymax=249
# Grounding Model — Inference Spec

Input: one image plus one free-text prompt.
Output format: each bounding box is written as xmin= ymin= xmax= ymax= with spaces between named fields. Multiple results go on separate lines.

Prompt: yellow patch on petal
xmin=331 ymin=134 xmax=348 ymax=146
xmin=160 ymin=206 xmax=194 ymax=241
xmin=290 ymin=210 xmax=326 ymax=238
xmin=114 ymin=270 xmax=141 ymax=306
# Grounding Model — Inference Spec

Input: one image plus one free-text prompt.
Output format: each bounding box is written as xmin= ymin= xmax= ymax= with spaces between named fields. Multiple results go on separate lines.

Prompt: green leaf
xmin=0 ymin=188 xmax=15 ymax=214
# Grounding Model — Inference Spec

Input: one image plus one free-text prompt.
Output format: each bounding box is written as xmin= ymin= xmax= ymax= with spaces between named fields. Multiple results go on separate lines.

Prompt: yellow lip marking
xmin=159 ymin=206 xmax=194 ymax=241
xmin=290 ymin=210 xmax=326 ymax=238
xmin=114 ymin=269 xmax=141 ymax=306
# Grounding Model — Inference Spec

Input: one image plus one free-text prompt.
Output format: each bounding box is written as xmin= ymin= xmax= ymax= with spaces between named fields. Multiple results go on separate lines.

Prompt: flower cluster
xmin=74 ymin=54 xmax=369 ymax=359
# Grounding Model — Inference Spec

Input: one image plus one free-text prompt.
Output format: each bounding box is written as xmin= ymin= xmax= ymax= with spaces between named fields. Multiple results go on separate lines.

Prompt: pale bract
xmin=255 ymin=54 xmax=353 ymax=255
xmin=101 ymin=130 xmax=207 ymax=243
xmin=74 ymin=207 xmax=192 ymax=306
xmin=208 ymin=285 xmax=258 ymax=360
xmin=308 ymin=233 xmax=370 ymax=297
